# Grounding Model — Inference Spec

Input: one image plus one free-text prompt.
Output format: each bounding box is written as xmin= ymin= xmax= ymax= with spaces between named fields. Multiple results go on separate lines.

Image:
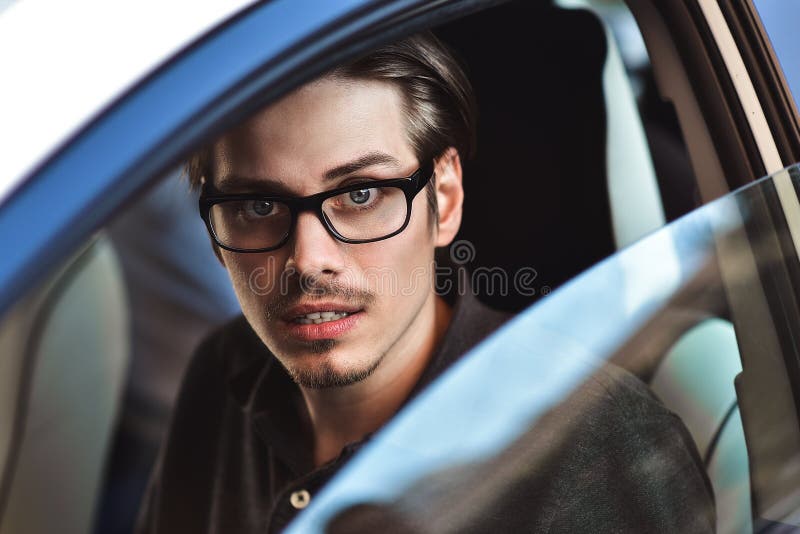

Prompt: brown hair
xmin=185 ymin=31 xmax=476 ymax=218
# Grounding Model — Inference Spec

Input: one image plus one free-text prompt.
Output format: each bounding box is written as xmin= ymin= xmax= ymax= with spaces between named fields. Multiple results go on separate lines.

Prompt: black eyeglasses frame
xmin=198 ymin=161 xmax=434 ymax=253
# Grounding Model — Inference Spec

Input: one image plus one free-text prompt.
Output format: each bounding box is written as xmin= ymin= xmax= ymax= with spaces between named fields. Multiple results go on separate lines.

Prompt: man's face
xmin=211 ymin=77 xmax=459 ymax=388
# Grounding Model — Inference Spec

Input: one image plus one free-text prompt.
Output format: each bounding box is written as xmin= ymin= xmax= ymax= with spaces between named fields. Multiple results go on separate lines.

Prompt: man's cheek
xmin=247 ymin=264 xmax=277 ymax=297
xmin=223 ymin=256 xmax=277 ymax=298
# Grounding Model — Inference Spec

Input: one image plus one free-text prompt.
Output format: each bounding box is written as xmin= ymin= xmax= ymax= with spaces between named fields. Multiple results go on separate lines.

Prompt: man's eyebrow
xmin=323 ymin=152 xmax=402 ymax=181
xmin=213 ymin=152 xmax=402 ymax=193
xmin=214 ymin=175 xmax=293 ymax=195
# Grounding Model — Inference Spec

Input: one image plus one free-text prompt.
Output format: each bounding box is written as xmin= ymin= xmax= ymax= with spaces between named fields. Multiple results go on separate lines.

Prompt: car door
xmin=2 ymin=0 xmax=800 ymax=533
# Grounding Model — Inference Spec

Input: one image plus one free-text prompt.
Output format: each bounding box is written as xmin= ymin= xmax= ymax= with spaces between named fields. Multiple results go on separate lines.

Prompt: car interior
xmin=0 ymin=1 xmax=764 ymax=533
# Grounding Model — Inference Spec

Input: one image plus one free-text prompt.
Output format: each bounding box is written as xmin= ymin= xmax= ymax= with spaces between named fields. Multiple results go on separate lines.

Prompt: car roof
xmin=0 ymin=0 xmax=256 ymax=205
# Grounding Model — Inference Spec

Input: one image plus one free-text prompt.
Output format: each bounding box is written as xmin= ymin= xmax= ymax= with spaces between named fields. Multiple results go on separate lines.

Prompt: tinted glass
xmin=288 ymin=164 xmax=800 ymax=533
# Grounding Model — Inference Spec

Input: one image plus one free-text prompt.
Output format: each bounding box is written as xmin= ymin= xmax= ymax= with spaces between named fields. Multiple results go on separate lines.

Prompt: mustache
xmin=265 ymin=274 xmax=376 ymax=320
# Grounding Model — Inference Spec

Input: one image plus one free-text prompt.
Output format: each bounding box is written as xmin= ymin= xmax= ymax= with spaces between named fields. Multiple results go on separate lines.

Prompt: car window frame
xmin=5 ymin=0 xmax=800 ymax=528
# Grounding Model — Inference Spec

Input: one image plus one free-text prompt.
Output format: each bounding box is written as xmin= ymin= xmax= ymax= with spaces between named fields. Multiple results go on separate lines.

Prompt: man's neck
xmin=299 ymin=293 xmax=453 ymax=467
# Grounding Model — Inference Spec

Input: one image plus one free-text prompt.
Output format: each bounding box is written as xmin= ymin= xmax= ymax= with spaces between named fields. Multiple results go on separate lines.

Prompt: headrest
xmin=437 ymin=2 xmax=614 ymax=312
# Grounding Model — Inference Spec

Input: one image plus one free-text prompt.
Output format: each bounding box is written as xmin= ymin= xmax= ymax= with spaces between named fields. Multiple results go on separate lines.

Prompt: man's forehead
xmin=231 ymin=76 xmax=404 ymax=138
xmin=209 ymin=76 xmax=415 ymax=189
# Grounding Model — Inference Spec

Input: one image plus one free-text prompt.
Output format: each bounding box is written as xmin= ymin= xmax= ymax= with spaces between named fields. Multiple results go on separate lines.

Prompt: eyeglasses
xmin=199 ymin=162 xmax=434 ymax=253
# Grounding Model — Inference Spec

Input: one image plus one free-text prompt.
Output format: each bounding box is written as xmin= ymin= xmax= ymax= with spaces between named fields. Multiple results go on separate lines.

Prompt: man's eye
xmin=349 ymin=189 xmax=371 ymax=205
xmin=246 ymin=200 xmax=274 ymax=216
xmin=326 ymin=186 xmax=383 ymax=213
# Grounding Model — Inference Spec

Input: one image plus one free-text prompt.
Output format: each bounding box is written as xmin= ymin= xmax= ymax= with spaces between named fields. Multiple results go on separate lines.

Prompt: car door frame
xmin=5 ymin=0 xmax=800 ymax=527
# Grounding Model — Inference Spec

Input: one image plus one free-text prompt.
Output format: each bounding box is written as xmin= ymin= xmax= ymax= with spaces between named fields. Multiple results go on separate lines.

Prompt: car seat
xmin=0 ymin=234 xmax=129 ymax=534
xmin=437 ymin=2 xmax=750 ymax=532
xmin=438 ymin=2 xmax=617 ymax=312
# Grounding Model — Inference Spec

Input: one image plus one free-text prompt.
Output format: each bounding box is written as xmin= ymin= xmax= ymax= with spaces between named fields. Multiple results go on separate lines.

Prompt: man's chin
xmin=303 ymin=338 xmax=337 ymax=354
xmin=283 ymin=352 xmax=384 ymax=390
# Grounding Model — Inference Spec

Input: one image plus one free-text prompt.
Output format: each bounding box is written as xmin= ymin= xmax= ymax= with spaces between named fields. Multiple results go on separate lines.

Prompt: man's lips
xmin=281 ymin=310 xmax=363 ymax=341
xmin=283 ymin=301 xmax=364 ymax=321
xmin=280 ymin=301 xmax=365 ymax=341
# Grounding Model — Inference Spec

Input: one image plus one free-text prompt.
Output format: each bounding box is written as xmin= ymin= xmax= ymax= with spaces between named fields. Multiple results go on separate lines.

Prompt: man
xmin=136 ymin=32 xmax=714 ymax=533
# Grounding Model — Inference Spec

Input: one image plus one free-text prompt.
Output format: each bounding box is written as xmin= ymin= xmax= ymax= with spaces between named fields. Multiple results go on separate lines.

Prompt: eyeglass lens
xmin=208 ymin=184 xmax=409 ymax=250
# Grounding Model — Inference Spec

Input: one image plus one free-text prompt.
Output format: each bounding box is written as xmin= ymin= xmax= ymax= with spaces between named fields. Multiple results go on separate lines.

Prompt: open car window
xmin=288 ymin=163 xmax=800 ymax=533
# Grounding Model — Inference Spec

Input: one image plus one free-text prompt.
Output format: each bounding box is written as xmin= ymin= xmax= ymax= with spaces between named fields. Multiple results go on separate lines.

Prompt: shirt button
xmin=290 ymin=489 xmax=311 ymax=510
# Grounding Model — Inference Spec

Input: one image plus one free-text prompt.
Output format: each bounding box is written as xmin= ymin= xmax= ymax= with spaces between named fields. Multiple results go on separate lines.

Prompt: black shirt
xmin=136 ymin=290 xmax=510 ymax=534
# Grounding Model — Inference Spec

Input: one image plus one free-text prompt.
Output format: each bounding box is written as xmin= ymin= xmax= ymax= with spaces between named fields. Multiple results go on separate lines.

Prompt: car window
xmin=290 ymin=162 xmax=800 ymax=533
xmin=2 ymin=1 xmax=793 ymax=533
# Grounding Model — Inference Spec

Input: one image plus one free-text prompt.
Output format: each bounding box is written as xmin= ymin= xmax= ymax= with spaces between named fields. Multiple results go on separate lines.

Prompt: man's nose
xmin=286 ymin=211 xmax=346 ymax=277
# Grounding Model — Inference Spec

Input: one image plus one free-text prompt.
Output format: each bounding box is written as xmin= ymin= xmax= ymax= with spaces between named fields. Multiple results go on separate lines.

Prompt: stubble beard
xmin=283 ymin=339 xmax=388 ymax=389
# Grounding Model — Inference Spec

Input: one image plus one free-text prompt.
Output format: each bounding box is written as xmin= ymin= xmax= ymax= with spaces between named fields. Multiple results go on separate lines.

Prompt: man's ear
xmin=433 ymin=147 xmax=464 ymax=247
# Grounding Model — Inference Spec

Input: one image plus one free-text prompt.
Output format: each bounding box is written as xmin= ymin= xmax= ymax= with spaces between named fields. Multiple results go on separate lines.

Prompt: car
xmin=1 ymin=0 xmax=800 ymax=532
